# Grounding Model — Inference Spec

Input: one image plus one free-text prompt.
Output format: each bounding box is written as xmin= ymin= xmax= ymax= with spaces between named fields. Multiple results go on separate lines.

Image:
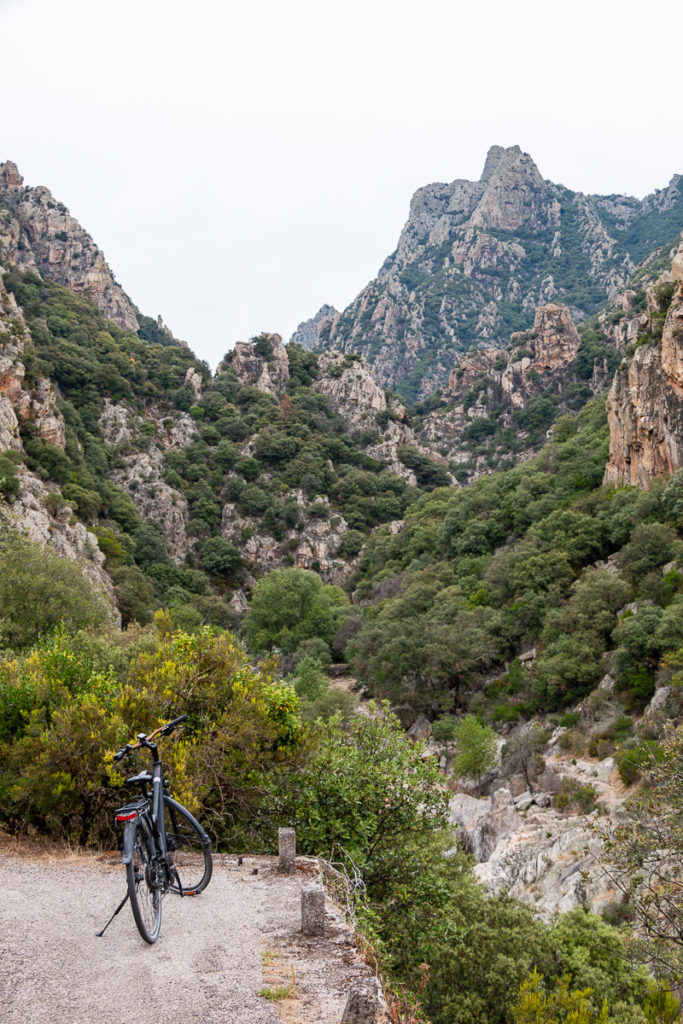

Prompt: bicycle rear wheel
xmin=126 ymin=817 xmax=162 ymax=943
xmin=163 ymin=795 xmax=213 ymax=895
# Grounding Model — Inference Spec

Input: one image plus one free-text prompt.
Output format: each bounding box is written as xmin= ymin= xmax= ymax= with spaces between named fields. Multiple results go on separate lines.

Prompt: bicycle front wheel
xmin=163 ymin=795 xmax=213 ymax=895
xmin=126 ymin=817 xmax=162 ymax=944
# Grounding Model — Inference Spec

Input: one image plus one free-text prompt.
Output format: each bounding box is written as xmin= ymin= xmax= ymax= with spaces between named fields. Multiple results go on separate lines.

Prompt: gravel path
xmin=0 ymin=847 xmax=377 ymax=1024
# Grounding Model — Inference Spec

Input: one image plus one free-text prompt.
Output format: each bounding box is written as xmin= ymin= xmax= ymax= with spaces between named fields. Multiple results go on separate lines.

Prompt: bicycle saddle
xmin=125 ymin=771 xmax=152 ymax=786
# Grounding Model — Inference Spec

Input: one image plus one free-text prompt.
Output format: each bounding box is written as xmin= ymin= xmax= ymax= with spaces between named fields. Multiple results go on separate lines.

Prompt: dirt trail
xmin=0 ymin=847 xmax=374 ymax=1024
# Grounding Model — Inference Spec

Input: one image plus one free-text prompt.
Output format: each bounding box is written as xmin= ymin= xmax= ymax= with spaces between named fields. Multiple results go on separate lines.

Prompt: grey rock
xmin=406 ymin=713 xmax=432 ymax=742
xmin=0 ymin=161 xmax=138 ymax=331
xmin=289 ymin=304 xmax=339 ymax=350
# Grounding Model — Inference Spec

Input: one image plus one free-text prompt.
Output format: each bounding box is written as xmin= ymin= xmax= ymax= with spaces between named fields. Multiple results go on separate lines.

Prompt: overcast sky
xmin=2 ymin=0 xmax=682 ymax=367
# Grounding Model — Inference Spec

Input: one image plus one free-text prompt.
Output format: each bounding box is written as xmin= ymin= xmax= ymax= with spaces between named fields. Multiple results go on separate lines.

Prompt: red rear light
xmin=116 ymin=811 xmax=138 ymax=821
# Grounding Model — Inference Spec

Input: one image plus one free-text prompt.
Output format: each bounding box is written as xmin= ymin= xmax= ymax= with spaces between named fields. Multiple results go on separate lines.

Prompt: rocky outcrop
xmin=163 ymin=411 xmax=198 ymax=449
xmin=98 ymin=400 xmax=134 ymax=448
xmin=3 ymin=467 xmax=117 ymax=610
xmin=449 ymin=752 xmax=628 ymax=919
xmin=225 ymin=334 xmax=290 ymax=397
xmin=418 ymin=302 xmax=583 ymax=481
xmin=221 ymin=489 xmax=349 ymax=585
xmin=290 ymin=305 xmax=339 ymax=350
xmin=0 ymin=271 xmax=65 ymax=450
xmin=604 ymin=240 xmax=683 ymax=488
xmin=111 ymin=449 xmax=190 ymax=564
xmin=315 ymin=353 xmax=388 ymax=427
xmin=502 ymin=303 xmax=582 ymax=404
xmin=184 ymin=367 xmax=203 ymax=401
xmin=310 ymin=146 xmax=682 ymax=396
xmin=315 ymin=352 xmax=446 ymax=485
xmin=0 ymin=161 xmax=138 ymax=331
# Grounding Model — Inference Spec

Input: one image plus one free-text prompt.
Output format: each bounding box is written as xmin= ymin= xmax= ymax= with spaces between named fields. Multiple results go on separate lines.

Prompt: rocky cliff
xmin=226 ymin=333 xmax=290 ymax=397
xmin=308 ymin=146 xmax=683 ymax=398
xmin=416 ymin=301 xmax=587 ymax=481
xmin=290 ymin=305 xmax=339 ymax=351
xmin=0 ymin=161 xmax=138 ymax=331
xmin=0 ymin=269 xmax=66 ymax=450
xmin=0 ymin=268 xmax=115 ymax=600
xmin=313 ymin=351 xmax=445 ymax=485
xmin=604 ymin=239 xmax=683 ymax=487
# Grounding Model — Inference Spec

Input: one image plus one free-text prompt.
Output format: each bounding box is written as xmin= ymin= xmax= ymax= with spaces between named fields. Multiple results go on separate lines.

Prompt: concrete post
xmin=341 ymin=978 xmax=383 ymax=1024
xmin=301 ymin=885 xmax=325 ymax=936
xmin=278 ymin=827 xmax=296 ymax=874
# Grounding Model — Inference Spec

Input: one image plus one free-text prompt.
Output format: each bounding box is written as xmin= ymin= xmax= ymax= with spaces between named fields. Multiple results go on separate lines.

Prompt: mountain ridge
xmin=305 ymin=145 xmax=683 ymax=399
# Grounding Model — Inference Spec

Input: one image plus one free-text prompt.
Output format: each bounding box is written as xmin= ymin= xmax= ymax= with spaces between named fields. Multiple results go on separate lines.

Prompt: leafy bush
xmin=0 ymin=526 xmax=111 ymax=651
xmin=0 ymin=624 xmax=302 ymax=847
xmin=452 ymin=715 xmax=497 ymax=788
xmin=431 ymin=715 xmax=457 ymax=741
xmin=0 ymin=452 xmax=20 ymax=499
xmin=243 ymin=568 xmax=350 ymax=655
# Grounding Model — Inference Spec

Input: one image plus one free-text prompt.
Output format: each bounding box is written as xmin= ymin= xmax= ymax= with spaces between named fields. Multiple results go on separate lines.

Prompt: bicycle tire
xmin=126 ymin=817 xmax=162 ymax=943
xmin=163 ymin=795 xmax=213 ymax=895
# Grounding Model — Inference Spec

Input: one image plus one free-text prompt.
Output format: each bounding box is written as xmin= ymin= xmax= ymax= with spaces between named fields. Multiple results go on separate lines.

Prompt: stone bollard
xmin=341 ymin=978 xmax=383 ymax=1024
xmin=278 ymin=827 xmax=296 ymax=874
xmin=301 ymin=885 xmax=325 ymax=936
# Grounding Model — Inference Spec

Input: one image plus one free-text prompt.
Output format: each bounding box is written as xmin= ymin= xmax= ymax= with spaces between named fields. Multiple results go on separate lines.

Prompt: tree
xmin=0 ymin=524 xmax=111 ymax=650
xmin=112 ymin=565 xmax=155 ymax=626
xmin=511 ymin=969 xmax=611 ymax=1024
xmin=452 ymin=715 xmax=497 ymax=790
xmin=502 ymin=723 xmax=548 ymax=790
xmin=279 ymin=702 xmax=448 ymax=889
xmin=199 ymin=536 xmax=242 ymax=580
xmin=243 ymin=567 xmax=349 ymax=655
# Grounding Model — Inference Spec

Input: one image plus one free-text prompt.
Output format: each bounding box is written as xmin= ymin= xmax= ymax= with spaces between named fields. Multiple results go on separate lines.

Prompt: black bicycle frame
xmin=119 ymin=737 xmax=172 ymax=881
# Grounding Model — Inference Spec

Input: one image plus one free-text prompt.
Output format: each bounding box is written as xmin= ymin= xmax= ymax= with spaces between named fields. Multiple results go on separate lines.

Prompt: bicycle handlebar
xmin=112 ymin=714 xmax=188 ymax=762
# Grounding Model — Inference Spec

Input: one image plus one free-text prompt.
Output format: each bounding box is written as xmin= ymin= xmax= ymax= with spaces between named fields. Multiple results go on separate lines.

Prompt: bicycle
xmin=96 ymin=714 xmax=213 ymax=944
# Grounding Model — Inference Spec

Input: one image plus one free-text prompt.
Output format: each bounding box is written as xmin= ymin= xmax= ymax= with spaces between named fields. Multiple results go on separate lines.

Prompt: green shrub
xmin=0 ymin=625 xmax=302 ymax=847
xmin=0 ymin=526 xmax=112 ymax=651
xmin=616 ymin=741 xmax=664 ymax=786
xmin=243 ymin=568 xmax=350 ymax=655
xmin=431 ymin=715 xmax=457 ymax=741
xmin=0 ymin=453 xmax=20 ymax=499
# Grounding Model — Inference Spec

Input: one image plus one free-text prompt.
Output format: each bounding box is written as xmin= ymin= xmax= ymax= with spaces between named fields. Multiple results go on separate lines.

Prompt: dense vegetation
xmin=345 ymin=402 xmax=683 ymax=725
xmin=2 ymin=230 xmax=682 ymax=1022
xmin=0 ymin=552 xmax=678 ymax=1022
xmin=1 ymin=271 xmax=443 ymax=631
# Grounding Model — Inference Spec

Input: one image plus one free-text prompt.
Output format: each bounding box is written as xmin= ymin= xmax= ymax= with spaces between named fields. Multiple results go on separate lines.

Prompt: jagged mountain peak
xmin=0 ymin=159 xmax=139 ymax=332
xmin=311 ymin=147 xmax=683 ymax=398
xmin=480 ymin=144 xmax=530 ymax=183
xmin=0 ymin=160 xmax=23 ymax=194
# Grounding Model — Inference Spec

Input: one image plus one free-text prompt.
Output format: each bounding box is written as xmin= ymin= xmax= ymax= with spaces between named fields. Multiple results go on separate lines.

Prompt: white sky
xmin=2 ymin=0 xmax=682 ymax=368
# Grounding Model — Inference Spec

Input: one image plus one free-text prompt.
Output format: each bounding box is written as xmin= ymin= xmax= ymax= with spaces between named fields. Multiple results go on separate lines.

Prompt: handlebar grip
xmin=162 ymin=714 xmax=188 ymax=735
xmin=113 ymin=745 xmax=130 ymax=762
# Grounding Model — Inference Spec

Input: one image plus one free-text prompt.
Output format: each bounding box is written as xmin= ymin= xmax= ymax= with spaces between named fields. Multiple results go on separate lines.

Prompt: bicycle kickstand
xmin=95 ymin=892 xmax=129 ymax=937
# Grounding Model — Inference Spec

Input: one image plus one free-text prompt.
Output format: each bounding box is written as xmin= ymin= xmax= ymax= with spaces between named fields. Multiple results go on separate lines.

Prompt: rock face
xmin=418 ymin=302 xmax=583 ymax=481
xmin=308 ymin=146 xmax=683 ymax=397
xmin=0 ymin=161 xmax=138 ymax=331
xmin=449 ymin=752 xmax=628 ymax=920
xmin=226 ymin=333 xmax=290 ymax=397
xmin=221 ymin=490 xmax=349 ymax=585
xmin=2 ymin=467 xmax=117 ymax=611
xmin=604 ymin=239 xmax=683 ymax=488
xmin=111 ymin=448 xmax=190 ymax=564
xmin=314 ymin=352 xmax=448 ymax=485
xmin=290 ymin=305 xmax=339 ymax=350
xmin=0 ymin=270 xmax=66 ymax=450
